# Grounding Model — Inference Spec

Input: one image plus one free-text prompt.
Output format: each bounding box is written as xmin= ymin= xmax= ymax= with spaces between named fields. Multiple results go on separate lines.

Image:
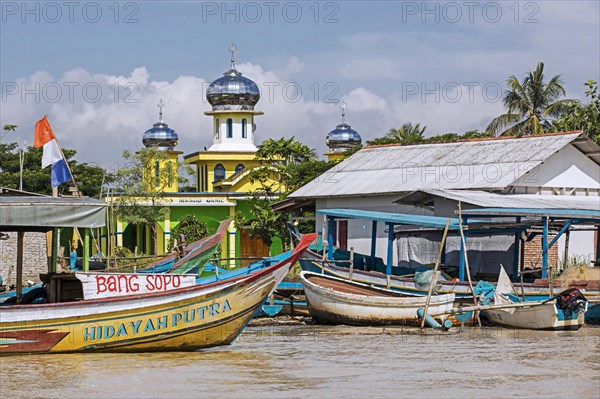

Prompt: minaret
xmin=204 ymin=44 xmax=263 ymax=152
xmin=324 ymin=102 xmax=362 ymax=162
xmin=185 ymin=45 xmax=265 ymax=193
xmin=141 ymin=99 xmax=182 ymax=192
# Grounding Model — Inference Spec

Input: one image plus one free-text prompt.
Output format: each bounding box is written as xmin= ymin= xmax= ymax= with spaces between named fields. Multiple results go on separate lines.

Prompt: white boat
xmin=482 ymin=268 xmax=587 ymax=330
xmin=300 ymin=271 xmax=455 ymax=326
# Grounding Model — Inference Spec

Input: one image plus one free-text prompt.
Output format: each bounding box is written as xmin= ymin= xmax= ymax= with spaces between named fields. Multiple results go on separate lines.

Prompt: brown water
xmin=1 ymin=325 xmax=599 ymax=399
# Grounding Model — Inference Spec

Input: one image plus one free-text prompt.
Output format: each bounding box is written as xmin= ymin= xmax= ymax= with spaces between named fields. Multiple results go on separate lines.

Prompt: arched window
xmin=215 ymin=118 xmax=219 ymax=139
xmin=167 ymin=161 xmax=173 ymax=187
xmin=241 ymin=118 xmax=247 ymax=138
xmin=226 ymin=118 xmax=233 ymax=138
xmin=214 ymin=164 xmax=226 ymax=181
xmin=235 ymin=163 xmax=245 ymax=174
xmin=154 ymin=160 xmax=160 ymax=187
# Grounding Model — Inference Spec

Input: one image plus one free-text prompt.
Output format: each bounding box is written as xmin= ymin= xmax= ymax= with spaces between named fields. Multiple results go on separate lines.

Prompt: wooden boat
xmin=480 ymin=268 xmax=588 ymax=330
xmin=0 ymin=233 xmax=315 ymax=355
xmin=139 ymin=219 xmax=230 ymax=275
xmin=301 ymin=271 xmax=454 ymax=326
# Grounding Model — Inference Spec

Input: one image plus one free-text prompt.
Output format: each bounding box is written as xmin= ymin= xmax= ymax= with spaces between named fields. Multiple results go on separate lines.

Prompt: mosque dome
xmin=206 ymin=45 xmax=260 ymax=111
xmin=326 ymin=104 xmax=362 ymax=151
xmin=142 ymin=100 xmax=179 ymax=150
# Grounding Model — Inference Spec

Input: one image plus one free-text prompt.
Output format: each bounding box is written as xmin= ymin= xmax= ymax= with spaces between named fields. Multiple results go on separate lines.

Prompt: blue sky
xmin=1 ymin=1 xmax=599 ymax=168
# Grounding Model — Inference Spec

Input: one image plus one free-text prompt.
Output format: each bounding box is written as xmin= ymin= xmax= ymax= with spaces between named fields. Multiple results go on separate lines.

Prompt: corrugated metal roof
xmin=460 ymin=208 xmax=600 ymax=220
xmin=290 ymin=133 xmax=584 ymax=199
xmin=399 ymin=189 xmax=600 ymax=211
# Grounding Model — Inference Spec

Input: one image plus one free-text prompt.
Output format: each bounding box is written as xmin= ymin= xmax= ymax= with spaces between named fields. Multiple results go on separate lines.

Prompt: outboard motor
xmin=556 ymin=287 xmax=587 ymax=314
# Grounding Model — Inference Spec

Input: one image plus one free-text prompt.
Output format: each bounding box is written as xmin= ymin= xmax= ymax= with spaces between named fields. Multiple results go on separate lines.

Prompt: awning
xmin=316 ymin=208 xmax=464 ymax=230
xmin=0 ymin=192 xmax=107 ymax=231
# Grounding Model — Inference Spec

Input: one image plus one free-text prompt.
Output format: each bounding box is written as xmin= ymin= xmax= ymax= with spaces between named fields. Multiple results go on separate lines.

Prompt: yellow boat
xmin=0 ymin=233 xmax=315 ymax=355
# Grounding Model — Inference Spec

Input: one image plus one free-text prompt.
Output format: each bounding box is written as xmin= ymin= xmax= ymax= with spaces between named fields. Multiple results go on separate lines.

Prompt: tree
xmin=386 ymin=122 xmax=427 ymax=144
xmin=237 ymin=137 xmax=335 ymax=249
xmin=553 ymin=80 xmax=600 ymax=144
xmin=486 ymin=62 xmax=579 ymax=136
xmin=167 ymin=215 xmax=209 ymax=251
xmin=0 ymin=140 xmax=110 ymax=196
xmin=366 ymin=122 xmax=427 ymax=146
xmin=112 ymin=148 xmax=189 ymax=254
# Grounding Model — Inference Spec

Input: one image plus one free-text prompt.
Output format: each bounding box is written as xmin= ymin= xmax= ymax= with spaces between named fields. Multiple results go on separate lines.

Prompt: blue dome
xmin=206 ymin=68 xmax=260 ymax=111
xmin=326 ymin=123 xmax=362 ymax=150
xmin=142 ymin=120 xmax=179 ymax=150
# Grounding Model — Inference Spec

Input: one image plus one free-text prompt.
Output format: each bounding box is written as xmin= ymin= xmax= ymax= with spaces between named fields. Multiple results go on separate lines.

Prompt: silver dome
xmin=206 ymin=68 xmax=260 ymax=111
xmin=143 ymin=101 xmax=178 ymax=150
xmin=326 ymin=123 xmax=362 ymax=150
xmin=206 ymin=45 xmax=260 ymax=111
xmin=142 ymin=120 xmax=179 ymax=150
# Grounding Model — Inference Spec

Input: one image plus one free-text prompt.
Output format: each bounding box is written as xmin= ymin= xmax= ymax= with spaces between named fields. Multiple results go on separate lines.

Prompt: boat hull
xmin=300 ymin=249 xmax=600 ymax=301
xmin=484 ymin=301 xmax=587 ymax=330
xmin=301 ymin=272 xmax=454 ymax=326
xmin=0 ymin=234 xmax=315 ymax=355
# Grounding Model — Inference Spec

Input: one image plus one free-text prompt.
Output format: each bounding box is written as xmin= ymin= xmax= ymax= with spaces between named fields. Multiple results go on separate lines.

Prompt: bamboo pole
xmin=420 ymin=219 xmax=451 ymax=330
xmin=349 ymin=247 xmax=354 ymax=281
xmin=16 ymin=231 xmax=24 ymax=305
xmin=458 ymin=202 xmax=481 ymax=327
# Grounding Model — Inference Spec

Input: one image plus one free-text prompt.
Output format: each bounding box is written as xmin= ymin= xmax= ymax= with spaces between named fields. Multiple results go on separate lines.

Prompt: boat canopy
xmin=458 ymin=207 xmax=600 ymax=221
xmin=0 ymin=193 xmax=107 ymax=232
xmin=316 ymin=208 xmax=464 ymax=230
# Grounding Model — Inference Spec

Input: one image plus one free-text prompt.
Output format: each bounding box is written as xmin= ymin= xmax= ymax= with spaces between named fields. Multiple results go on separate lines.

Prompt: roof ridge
xmin=363 ymin=130 xmax=584 ymax=149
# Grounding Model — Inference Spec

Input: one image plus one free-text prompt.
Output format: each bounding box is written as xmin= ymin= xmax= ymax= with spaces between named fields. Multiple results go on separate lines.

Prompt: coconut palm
xmin=487 ymin=62 xmax=579 ymax=136
xmin=385 ymin=122 xmax=427 ymax=144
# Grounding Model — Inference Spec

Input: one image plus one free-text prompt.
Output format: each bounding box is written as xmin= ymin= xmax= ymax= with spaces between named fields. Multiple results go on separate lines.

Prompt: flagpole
xmin=45 ymin=117 xmax=80 ymax=197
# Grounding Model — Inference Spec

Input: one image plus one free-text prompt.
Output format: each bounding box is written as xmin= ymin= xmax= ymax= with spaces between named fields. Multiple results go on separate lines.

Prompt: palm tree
xmin=486 ymin=62 xmax=579 ymax=136
xmin=385 ymin=122 xmax=427 ymax=144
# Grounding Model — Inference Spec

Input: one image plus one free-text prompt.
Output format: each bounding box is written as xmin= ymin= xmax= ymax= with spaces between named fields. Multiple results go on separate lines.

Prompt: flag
xmin=34 ymin=116 xmax=72 ymax=188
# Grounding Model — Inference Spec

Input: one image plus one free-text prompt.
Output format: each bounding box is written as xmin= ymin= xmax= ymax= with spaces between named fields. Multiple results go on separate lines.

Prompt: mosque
xmin=103 ymin=46 xmax=361 ymax=263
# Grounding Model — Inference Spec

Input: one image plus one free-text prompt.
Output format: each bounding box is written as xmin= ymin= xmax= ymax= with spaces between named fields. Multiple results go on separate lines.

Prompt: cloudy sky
xmin=1 ymin=1 xmax=599 ymax=170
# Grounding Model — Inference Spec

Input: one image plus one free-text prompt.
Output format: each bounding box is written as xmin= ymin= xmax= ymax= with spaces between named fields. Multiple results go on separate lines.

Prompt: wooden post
xmin=542 ymin=216 xmax=549 ymax=279
xmin=50 ymin=227 xmax=58 ymax=273
xmin=512 ymin=217 xmax=521 ymax=282
xmin=320 ymin=240 xmax=327 ymax=274
xmin=458 ymin=203 xmax=481 ymax=327
xmin=16 ymin=231 xmax=24 ymax=305
xmin=370 ymin=220 xmax=377 ymax=272
xmin=349 ymin=247 xmax=354 ymax=281
xmin=420 ymin=219 xmax=450 ymax=330
xmin=563 ymin=230 xmax=570 ymax=270
xmin=83 ymin=228 xmax=90 ymax=272
xmin=386 ymin=223 xmax=395 ymax=288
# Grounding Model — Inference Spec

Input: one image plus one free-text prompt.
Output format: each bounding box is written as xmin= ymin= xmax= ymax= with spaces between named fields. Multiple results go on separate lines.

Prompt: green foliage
xmin=167 ymin=215 xmax=209 ymax=251
xmin=114 ymin=246 xmax=134 ymax=258
xmin=486 ymin=62 xmax=580 ymax=136
xmin=234 ymin=201 xmax=284 ymax=247
xmin=112 ymin=148 xmax=176 ymax=254
xmin=239 ymin=137 xmax=335 ymax=249
xmin=423 ymin=130 xmax=493 ymax=143
xmin=0 ymin=141 xmax=110 ymax=196
xmin=366 ymin=122 xmax=427 ymax=145
xmin=552 ymin=80 xmax=600 ymax=144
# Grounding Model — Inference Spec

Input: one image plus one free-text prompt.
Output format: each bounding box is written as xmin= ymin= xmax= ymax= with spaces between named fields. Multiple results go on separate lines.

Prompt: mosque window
xmin=226 ymin=118 xmax=233 ymax=138
xmin=241 ymin=118 xmax=247 ymax=138
xmin=214 ymin=164 xmax=226 ymax=181
xmin=235 ymin=164 xmax=245 ymax=174
xmin=167 ymin=161 xmax=173 ymax=187
xmin=215 ymin=119 xmax=220 ymax=139
xmin=154 ymin=160 xmax=160 ymax=187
